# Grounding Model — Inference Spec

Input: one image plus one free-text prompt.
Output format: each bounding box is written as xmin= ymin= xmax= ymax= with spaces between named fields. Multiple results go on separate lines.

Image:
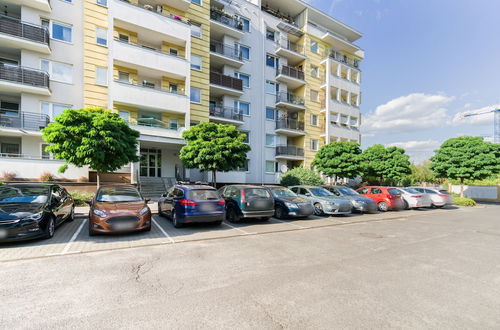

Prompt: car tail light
xmin=217 ymin=199 xmax=225 ymax=205
xmin=412 ymin=195 xmax=422 ymax=198
xmin=180 ymin=199 xmax=197 ymax=206
xmin=241 ymin=189 xmax=247 ymax=203
xmin=438 ymin=194 xmax=448 ymax=197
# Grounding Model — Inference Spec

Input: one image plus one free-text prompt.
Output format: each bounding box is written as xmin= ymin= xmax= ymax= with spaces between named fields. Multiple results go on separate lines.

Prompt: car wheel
xmin=67 ymin=207 xmax=75 ymax=222
xmin=227 ymin=208 xmax=240 ymax=223
xmin=44 ymin=217 xmax=55 ymax=239
xmin=314 ymin=203 xmax=324 ymax=216
xmin=403 ymin=200 xmax=409 ymax=210
xmin=88 ymin=225 xmax=96 ymax=237
xmin=172 ymin=211 xmax=183 ymax=228
xmin=435 ymin=205 xmax=444 ymax=209
xmin=144 ymin=224 xmax=152 ymax=232
xmin=275 ymin=206 xmax=285 ymax=219
xmin=378 ymin=202 xmax=389 ymax=212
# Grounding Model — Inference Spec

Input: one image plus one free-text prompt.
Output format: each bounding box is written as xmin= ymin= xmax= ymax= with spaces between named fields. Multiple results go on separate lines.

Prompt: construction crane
xmin=463 ymin=108 xmax=500 ymax=144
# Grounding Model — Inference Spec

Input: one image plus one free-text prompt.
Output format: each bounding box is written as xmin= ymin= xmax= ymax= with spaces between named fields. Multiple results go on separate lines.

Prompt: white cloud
xmin=386 ymin=140 xmax=441 ymax=164
xmin=450 ymin=104 xmax=499 ymax=126
xmin=362 ymin=93 xmax=454 ymax=134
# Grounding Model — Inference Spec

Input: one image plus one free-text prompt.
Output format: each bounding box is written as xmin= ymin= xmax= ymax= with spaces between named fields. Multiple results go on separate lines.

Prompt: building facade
xmin=0 ymin=0 xmax=363 ymax=188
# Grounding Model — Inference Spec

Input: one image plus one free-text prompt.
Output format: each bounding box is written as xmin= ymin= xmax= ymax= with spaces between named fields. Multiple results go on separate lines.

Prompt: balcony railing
xmin=135 ymin=117 xmax=183 ymax=131
xmin=276 ymin=39 xmax=304 ymax=55
xmin=261 ymin=5 xmax=298 ymax=27
xmin=277 ymin=65 xmax=305 ymax=81
xmin=209 ymin=106 xmax=243 ymax=122
xmin=114 ymin=80 xmax=186 ymax=96
xmin=0 ymin=63 xmax=50 ymax=89
xmin=0 ymin=110 xmax=50 ymax=131
xmin=276 ymin=92 xmax=305 ymax=107
xmin=0 ymin=153 xmax=54 ymax=160
xmin=0 ymin=14 xmax=50 ymax=45
xmin=114 ymin=38 xmax=186 ymax=60
xmin=117 ymin=0 xmax=190 ymax=25
xmin=210 ymin=9 xmax=244 ymax=31
xmin=210 ymin=72 xmax=243 ymax=91
xmin=276 ymin=145 xmax=304 ymax=157
xmin=326 ymin=49 xmax=360 ymax=70
xmin=210 ymin=40 xmax=243 ymax=61
xmin=276 ymin=118 xmax=305 ymax=131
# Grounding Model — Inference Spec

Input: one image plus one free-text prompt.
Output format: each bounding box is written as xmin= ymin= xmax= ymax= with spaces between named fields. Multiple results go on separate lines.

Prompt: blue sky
xmin=307 ymin=0 xmax=500 ymax=163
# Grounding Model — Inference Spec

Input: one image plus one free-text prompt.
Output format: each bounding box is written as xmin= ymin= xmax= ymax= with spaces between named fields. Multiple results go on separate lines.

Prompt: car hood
xmin=94 ymin=201 xmax=146 ymax=213
xmin=315 ymin=196 xmax=350 ymax=203
xmin=0 ymin=203 xmax=45 ymax=221
xmin=277 ymin=196 xmax=310 ymax=203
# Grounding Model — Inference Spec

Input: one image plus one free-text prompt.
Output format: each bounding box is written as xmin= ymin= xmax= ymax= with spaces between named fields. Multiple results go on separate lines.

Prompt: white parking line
xmin=152 ymin=218 xmax=175 ymax=243
xmin=272 ymin=219 xmax=306 ymax=229
xmin=222 ymin=222 xmax=252 ymax=235
xmin=46 ymin=219 xmax=87 ymax=256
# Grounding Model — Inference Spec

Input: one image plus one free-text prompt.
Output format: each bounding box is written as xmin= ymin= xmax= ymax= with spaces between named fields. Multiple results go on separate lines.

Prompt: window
xmin=266 ymin=54 xmax=278 ymax=68
xmin=52 ymin=21 xmax=72 ymax=42
xmin=169 ymin=48 xmax=178 ymax=56
xmin=190 ymin=22 xmax=202 ymax=38
xmin=191 ymin=0 xmax=201 ymax=4
xmin=310 ymin=89 xmax=319 ymax=102
xmin=234 ymin=101 xmax=249 ymax=115
xmin=266 ymin=107 xmax=276 ymax=120
xmin=118 ymin=34 xmax=129 ymax=42
xmin=371 ymin=188 xmax=382 ymax=194
xmin=96 ymin=27 xmax=107 ymax=46
xmin=96 ymin=0 xmax=108 ymax=6
xmin=118 ymin=111 xmax=130 ymax=122
xmin=310 ymin=139 xmax=318 ymax=151
xmin=310 ymin=41 xmax=318 ymax=53
xmin=1 ymin=143 xmax=19 ymax=154
xmin=118 ymin=71 xmax=129 ymax=82
xmin=41 ymin=60 xmax=73 ymax=83
xmin=310 ymin=114 xmax=318 ymax=126
xmin=240 ymin=131 xmax=249 ymax=143
xmin=236 ymin=160 xmax=249 ymax=172
xmin=310 ymin=65 xmax=319 ymax=78
xmin=41 ymin=102 xmax=71 ymax=119
xmin=265 ymin=134 xmax=275 ymax=147
xmin=236 ymin=44 xmax=250 ymax=60
xmin=41 ymin=144 xmax=52 ymax=160
xmin=191 ymin=54 xmax=202 ymax=70
xmin=95 ymin=66 xmax=108 ymax=86
xmin=190 ymin=88 xmax=201 ymax=103
xmin=266 ymin=29 xmax=275 ymax=41
xmin=265 ymin=81 xmax=278 ymax=94
xmin=239 ymin=17 xmax=250 ymax=32
xmin=265 ymin=161 xmax=277 ymax=173
xmin=169 ymin=118 xmax=178 ymax=130
xmin=169 ymin=83 xmax=178 ymax=93
xmin=234 ymin=72 xmax=250 ymax=88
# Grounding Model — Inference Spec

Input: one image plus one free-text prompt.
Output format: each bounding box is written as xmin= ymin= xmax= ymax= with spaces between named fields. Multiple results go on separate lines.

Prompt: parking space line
xmin=222 ymin=222 xmax=252 ymax=235
xmin=47 ymin=219 xmax=87 ymax=256
xmin=152 ymin=218 xmax=175 ymax=243
xmin=272 ymin=219 xmax=306 ymax=229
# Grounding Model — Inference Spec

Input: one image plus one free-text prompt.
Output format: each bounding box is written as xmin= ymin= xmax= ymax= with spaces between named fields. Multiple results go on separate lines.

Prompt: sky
xmin=306 ymin=0 xmax=500 ymax=163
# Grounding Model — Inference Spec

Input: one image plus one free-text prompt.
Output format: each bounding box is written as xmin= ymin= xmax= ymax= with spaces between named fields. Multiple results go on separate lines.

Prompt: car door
xmin=159 ymin=187 xmax=173 ymax=213
xmin=370 ymin=187 xmax=383 ymax=203
xmin=59 ymin=187 xmax=73 ymax=220
xmin=50 ymin=186 xmax=65 ymax=225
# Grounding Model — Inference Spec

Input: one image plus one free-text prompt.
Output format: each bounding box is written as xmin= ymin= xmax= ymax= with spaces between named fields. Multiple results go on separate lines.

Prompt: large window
xmin=238 ymin=16 xmax=250 ymax=32
xmin=190 ymin=22 xmax=202 ymax=38
xmin=310 ymin=65 xmax=319 ymax=78
xmin=51 ymin=21 xmax=72 ymax=42
xmin=41 ymin=60 xmax=73 ymax=83
xmin=266 ymin=107 xmax=276 ymax=120
xmin=310 ymin=114 xmax=318 ymax=126
xmin=234 ymin=72 xmax=250 ymax=88
xmin=265 ymin=81 xmax=277 ymax=94
xmin=266 ymin=54 xmax=278 ymax=68
xmin=236 ymin=160 xmax=249 ymax=172
xmin=310 ymin=139 xmax=318 ymax=151
xmin=310 ymin=89 xmax=319 ymax=102
xmin=95 ymin=66 xmax=108 ymax=86
xmin=118 ymin=110 xmax=130 ymax=123
xmin=41 ymin=102 xmax=71 ymax=119
xmin=96 ymin=0 xmax=108 ymax=6
xmin=266 ymin=29 xmax=275 ymax=41
xmin=265 ymin=161 xmax=277 ymax=173
xmin=96 ymin=27 xmax=107 ymax=46
xmin=265 ymin=134 xmax=275 ymax=147
xmin=310 ymin=41 xmax=318 ymax=53
xmin=235 ymin=44 xmax=250 ymax=60
xmin=190 ymin=87 xmax=201 ymax=103
xmin=191 ymin=54 xmax=202 ymax=70
xmin=191 ymin=0 xmax=201 ymax=5
xmin=240 ymin=131 xmax=249 ymax=143
xmin=234 ymin=101 xmax=249 ymax=115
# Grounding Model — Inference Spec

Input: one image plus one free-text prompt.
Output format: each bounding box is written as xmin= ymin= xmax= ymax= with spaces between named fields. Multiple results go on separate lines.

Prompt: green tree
xmin=430 ymin=136 xmax=500 ymax=197
xmin=42 ymin=107 xmax=140 ymax=186
xmin=280 ymin=167 xmax=323 ymax=187
xmin=312 ymin=141 xmax=363 ymax=182
xmin=362 ymin=144 xmax=411 ymax=185
xmin=409 ymin=161 xmax=439 ymax=185
xmin=179 ymin=122 xmax=251 ymax=186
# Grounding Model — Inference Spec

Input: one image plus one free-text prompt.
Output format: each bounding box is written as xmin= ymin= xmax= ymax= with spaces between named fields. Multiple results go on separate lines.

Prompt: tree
xmin=362 ymin=144 xmax=411 ymax=185
xmin=430 ymin=136 xmax=500 ymax=197
xmin=42 ymin=107 xmax=140 ymax=186
xmin=312 ymin=141 xmax=363 ymax=182
xmin=280 ymin=167 xmax=323 ymax=187
xmin=408 ymin=161 xmax=439 ymax=185
xmin=179 ymin=122 xmax=251 ymax=186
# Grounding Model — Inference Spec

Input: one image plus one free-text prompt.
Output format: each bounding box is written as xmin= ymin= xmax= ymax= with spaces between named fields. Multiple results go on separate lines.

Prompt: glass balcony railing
xmin=276 ymin=145 xmax=304 ymax=157
xmin=209 ymin=105 xmax=243 ymax=121
xmin=135 ymin=117 xmax=183 ymax=131
xmin=277 ymin=65 xmax=305 ymax=81
xmin=276 ymin=118 xmax=305 ymax=131
xmin=210 ymin=9 xmax=244 ymax=31
xmin=276 ymin=92 xmax=305 ymax=107
xmin=276 ymin=39 xmax=304 ymax=55
xmin=209 ymin=40 xmax=243 ymax=61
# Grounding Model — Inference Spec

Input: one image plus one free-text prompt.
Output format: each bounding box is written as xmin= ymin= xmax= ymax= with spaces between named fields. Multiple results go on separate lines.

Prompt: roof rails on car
xmin=176 ymin=181 xmax=211 ymax=186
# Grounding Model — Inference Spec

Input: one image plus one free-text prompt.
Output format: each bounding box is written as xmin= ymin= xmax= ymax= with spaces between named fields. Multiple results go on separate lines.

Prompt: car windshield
xmin=0 ymin=186 xmax=49 ymax=204
xmin=388 ymin=188 xmax=401 ymax=195
xmin=337 ymin=187 xmax=359 ymax=196
xmin=310 ymin=188 xmax=334 ymax=197
xmin=271 ymin=187 xmax=297 ymax=198
xmin=403 ymin=188 xmax=420 ymax=194
xmin=244 ymin=188 xmax=271 ymax=198
xmin=96 ymin=187 xmax=142 ymax=202
xmin=189 ymin=189 xmax=220 ymax=201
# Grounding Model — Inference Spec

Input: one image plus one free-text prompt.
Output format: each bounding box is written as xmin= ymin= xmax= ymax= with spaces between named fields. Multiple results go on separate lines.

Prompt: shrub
xmin=77 ymin=176 xmax=89 ymax=183
xmin=280 ymin=167 xmax=323 ymax=187
xmin=70 ymin=191 xmax=95 ymax=207
xmin=0 ymin=171 xmax=17 ymax=181
xmin=40 ymin=172 xmax=56 ymax=182
xmin=452 ymin=194 xmax=476 ymax=207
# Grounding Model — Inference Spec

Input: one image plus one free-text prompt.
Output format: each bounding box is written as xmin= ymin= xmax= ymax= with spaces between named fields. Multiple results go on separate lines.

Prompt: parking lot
xmin=0 ymin=204 xmax=468 ymax=262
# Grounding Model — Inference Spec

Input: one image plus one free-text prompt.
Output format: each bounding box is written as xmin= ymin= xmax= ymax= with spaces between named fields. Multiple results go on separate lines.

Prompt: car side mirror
xmin=305 ymin=193 xmax=311 ymax=197
xmin=84 ymin=200 xmax=92 ymax=206
xmin=161 ymin=193 xmax=168 ymax=198
xmin=144 ymin=198 xmax=151 ymax=203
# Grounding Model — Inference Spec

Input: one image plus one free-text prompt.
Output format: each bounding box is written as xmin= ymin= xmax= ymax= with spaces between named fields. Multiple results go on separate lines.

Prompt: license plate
xmin=199 ymin=204 xmax=215 ymax=211
xmin=113 ymin=223 xmax=135 ymax=231
xmin=254 ymin=200 xmax=268 ymax=207
xmin=0 ymin=229 xmax=7 ymax=239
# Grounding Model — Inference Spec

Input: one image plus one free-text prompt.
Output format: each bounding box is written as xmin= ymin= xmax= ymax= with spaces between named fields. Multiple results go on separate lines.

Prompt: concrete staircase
xmin=139 ymin=177 xmax=176 ymax=200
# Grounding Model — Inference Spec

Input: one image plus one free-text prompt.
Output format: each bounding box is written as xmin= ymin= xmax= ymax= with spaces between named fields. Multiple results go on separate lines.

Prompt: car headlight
xmin=352 ymin=200 xmax=362 ymax=206
xmin=139 ymin=207 xmax=150 ymax=215
xmin=325 ymin=201 xmax=336 ymax=206
xmin=284 ymin=202 xmax=296 ymax=208
xmin=24 ymin=212 xmax=43 ymax=221
xmin=93 ymin=209 xmax=106 ymax=218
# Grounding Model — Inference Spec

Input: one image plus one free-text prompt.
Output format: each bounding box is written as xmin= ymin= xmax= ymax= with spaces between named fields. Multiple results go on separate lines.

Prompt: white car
xmin=397 ymin=188 xmax=432 ymax=209
xmin=410 ymin=187 xmax=453 ymax=208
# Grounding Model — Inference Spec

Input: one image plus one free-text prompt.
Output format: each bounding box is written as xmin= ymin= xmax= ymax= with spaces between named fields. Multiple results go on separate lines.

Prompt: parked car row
xmin=0 ymin=183 xmax=453 ymax=243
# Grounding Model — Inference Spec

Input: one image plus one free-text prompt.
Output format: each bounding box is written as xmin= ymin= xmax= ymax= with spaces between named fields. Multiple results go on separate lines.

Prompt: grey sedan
xmin=323 ymin=186 xmax=378 ymax=213
xmin=289 ymin=186 xmax=352 ymax=216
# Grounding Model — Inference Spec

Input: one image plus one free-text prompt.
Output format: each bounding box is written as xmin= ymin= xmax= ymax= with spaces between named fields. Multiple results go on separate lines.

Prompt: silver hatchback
xmin=289 ymin=186 xmax=352 ymax=216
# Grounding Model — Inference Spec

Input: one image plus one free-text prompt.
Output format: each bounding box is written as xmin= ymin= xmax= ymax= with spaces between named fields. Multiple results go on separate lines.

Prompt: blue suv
xmin=158 ymin=184 xmax=225 ymax=228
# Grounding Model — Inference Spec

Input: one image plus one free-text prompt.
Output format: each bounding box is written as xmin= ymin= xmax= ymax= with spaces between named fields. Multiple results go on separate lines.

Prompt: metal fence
xmin=276 ymin=145 xmax=305 ymax=157
xmin=276 ymin=92 xmax=305 ymax=106
xmin=0 ymin=63 xmax=50 ymax=88
xmin=209 ymin=106 xmax=243 ymax=121
xmin=210 ymin=72 xmax=243 ymax=91
xmin=276 ymin=118 xmax=305 ymax=131
xmin=0 ymin=14 xmax=50 ymax=45
xmin=278 ymin=65 xmax=305 ymax=80
xmin=210 ymin=40 xmax=243 ymax=61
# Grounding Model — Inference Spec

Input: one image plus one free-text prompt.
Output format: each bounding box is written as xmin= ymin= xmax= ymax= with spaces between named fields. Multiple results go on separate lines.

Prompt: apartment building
xmin=0 ymin=0 xmax=363 ymax=189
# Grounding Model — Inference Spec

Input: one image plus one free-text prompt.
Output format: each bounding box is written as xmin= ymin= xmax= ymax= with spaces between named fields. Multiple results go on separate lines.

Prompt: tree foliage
xmin=179 ymin=122 xmax=251 ymax=185
xmin=312 ymin=141 xmax=363 ymax=180
xmin=280 ymin=167 xmax=323 ymax=187
xmin=409 ymin=161 xmax=439 ymax=184
xmin=361 ymin=144 xmax=411 ymax=185
xmin=42 ymin=107 xmax=140 ymax=183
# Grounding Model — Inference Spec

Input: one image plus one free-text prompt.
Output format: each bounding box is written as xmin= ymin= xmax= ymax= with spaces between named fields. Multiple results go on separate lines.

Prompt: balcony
xmin=113 ymin=0 xmax=191 ymax=44
xmin=275 ymin=92 xmax=305 ymax=111
xmin=0 ymin=64 xmax=51 ymax=96
xmin=275 ymin=40 xmax=306 ymax=66
xmin=209 ymin=71 xmax=243 ymax=97
xmin=112 ymin=80 xmax=189 ymax=114
xmin=260 ymin=5 xmax=302 ymax=37
xmin=210 ymin=40 xmax=244 ymax=68
xmin=210 ymin=9 xmax=244 ymax=39
xmin=113 ymin=39 xmax=189 ymax=79
xmin=276 ymin=65 xmax=305 ymax=89
xmin=327 ymin=124 xmax=361 ymax=142
xmin=130 ymin=118 xmax=184 ymax=140
xmin=0 ymin=111 xmax=50 ymax=132
xmin=325 ymin=49 xmax=361 ymax=71
xmin=324 ymin=74 xmax=361 ymax=95
xmin=320 ymin=99 xmax=360 ymax=117
xmin=5 ymin=0 xmax=51 ymax=12
xmin=275 ymin=145 xmax=305 ymax=160
xmin=209 ymin=106 xmax=244 ymax=125
xmin=0 ymin=15 xmax=50 ymax=54
xmin=162 ymin=0 xmax=191 ymax=12
xmin=275 ymin=118 xmax=305 ymax=137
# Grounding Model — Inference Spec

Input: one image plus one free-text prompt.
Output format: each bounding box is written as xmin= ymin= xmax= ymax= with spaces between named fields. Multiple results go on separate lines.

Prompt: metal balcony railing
xmin=0 ymin=14 xmax=50 ymax=45
xmin=135 ymin=117 xmax=183 ymax=131
xmin=276 ymin=39 xmax=304 ymax=55
xmin=0 ymin=110 xmax=50 ymax=131
xmin=114 ymin=38 xmax=186 ymax=60
xmin=114 ymin=80 xmax=186 ymax=96
xmin=209 ymin=106 xmax=243 ymax=121
xmin=276 ymin=92 xmax=305 ymax=106
xmin=210 ymin=9 xmax=244 ymax=31
xmin=276 ymin=145 xmax=304 ymax=157
xmin=276 ymin=118 xmax=305 ymax=131
xmin=0 ymin=63 xmax=50 ymax=89
xmin=326 ymin=49 xmax=360 ymax=70
xmin=277 ymin=65 xmax=305 ymax=80
xmin=210 ymin=40 xmax=243 ymax=61
xmin=261 ymin=5 xmax=298 ymax=27
xmin=210 ymin=72 xmax=243 ymax=91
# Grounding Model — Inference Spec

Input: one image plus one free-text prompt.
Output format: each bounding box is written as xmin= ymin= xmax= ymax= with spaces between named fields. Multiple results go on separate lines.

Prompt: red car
xmin=356 ymin=186 xmax=404 ymax=212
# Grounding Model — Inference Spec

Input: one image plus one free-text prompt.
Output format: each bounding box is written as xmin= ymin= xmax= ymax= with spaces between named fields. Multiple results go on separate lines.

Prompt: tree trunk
xmin=334 ymin=175 xmax=337 ymax=184
xmin=460 ymin=178 xmax=464 ymax=197
xmin=212 ymin=169 xmax=216 ymax=188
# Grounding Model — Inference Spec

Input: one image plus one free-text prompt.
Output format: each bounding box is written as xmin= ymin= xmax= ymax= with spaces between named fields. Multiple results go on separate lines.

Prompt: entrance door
xmin=140 ymin=148 xmax=162 ymax=177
